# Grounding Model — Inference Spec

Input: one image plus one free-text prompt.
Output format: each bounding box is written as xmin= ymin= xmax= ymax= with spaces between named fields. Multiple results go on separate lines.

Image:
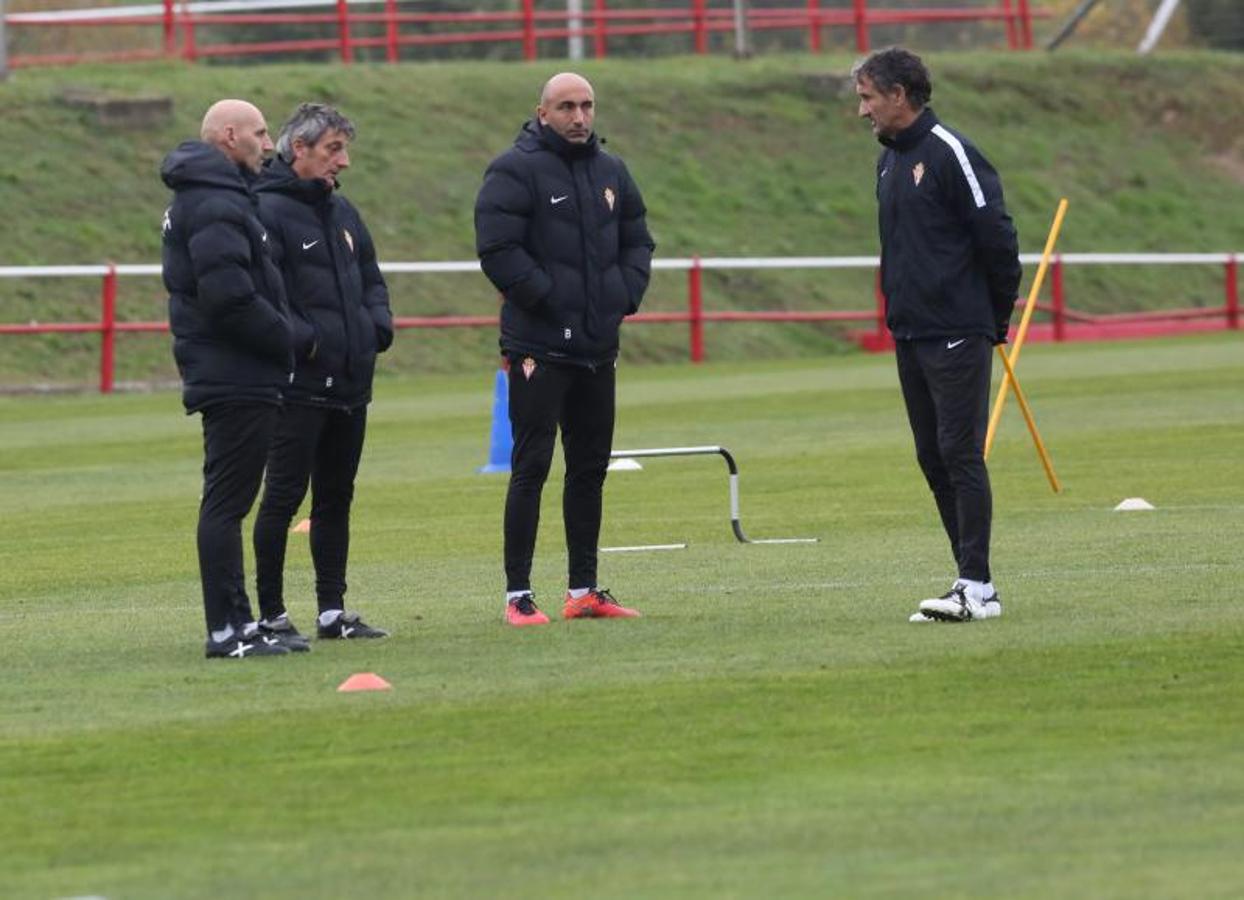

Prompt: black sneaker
xmin=259 ymin=615 xmax=311 ymax=652
xmin=317 ymin=610 xmax=389 ymax=640
xmin=204 ymin=633 xmax=290 ymax=659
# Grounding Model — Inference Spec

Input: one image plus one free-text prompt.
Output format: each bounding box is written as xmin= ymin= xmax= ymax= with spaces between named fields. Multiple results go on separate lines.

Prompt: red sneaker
xmin=506 ymin=594 xmax=550 ymax=627
xmin=563 ymin=588 xmax=641 ymax=620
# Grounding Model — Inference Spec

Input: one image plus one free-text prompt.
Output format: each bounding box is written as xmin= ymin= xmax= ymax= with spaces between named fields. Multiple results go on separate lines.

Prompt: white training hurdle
xmin=600 ymin=445 xmax=819 ymax=552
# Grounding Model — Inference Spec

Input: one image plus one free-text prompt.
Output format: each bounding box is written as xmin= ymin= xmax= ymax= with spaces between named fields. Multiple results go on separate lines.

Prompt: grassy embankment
xmin=1 ymin=51 xmax=1243 ymax=385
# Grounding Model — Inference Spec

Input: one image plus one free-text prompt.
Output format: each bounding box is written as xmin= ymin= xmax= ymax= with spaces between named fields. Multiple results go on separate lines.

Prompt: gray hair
xmin=275 ymin=103 xmax=356 ymax=163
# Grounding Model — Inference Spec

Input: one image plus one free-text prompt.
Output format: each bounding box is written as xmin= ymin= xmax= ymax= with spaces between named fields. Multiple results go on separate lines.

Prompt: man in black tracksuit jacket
xmin=252 ymin=103 xmax=393 ymax=643
xmin=474 ymin=72 xmax=655 ymax=627
xmin=161 ymin=99 xmax=298 ymax=659
xmin=853 ymin=48 xmax=1022 ymax=624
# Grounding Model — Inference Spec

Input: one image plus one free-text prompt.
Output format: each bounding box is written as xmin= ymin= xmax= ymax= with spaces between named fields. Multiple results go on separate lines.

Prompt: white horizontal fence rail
xmin=0 ymin=253 xmax=1239 ymax=393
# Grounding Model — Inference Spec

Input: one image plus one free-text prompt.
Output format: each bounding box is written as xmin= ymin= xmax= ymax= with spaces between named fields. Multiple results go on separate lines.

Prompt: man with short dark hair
xmin=161 ymin=99 xmax=301 ymax=658
xmin=853 ymin=48 xmax=1022 ymax=623
xmin=252 ymin=102 xmax=393 ymax=642
xmin=474 ymin=72 xmax=655 ymax=626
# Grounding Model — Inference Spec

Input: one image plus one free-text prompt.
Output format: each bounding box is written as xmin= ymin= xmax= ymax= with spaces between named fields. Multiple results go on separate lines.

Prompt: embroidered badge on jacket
xmin=343 ymin=228 xmax=355 ymax=252
xmin=521 ymin=356 xmax=536 ymax=380
xmin=912 ymin=162 xmax=925 ymax=186
xmin=603 ymin=187 xmax=615 ymax=211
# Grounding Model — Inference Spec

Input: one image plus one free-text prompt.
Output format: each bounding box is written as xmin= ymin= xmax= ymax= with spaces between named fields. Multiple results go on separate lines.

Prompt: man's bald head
xmin=537 ymin=73 xmax=595 ymax=144
xmin=200 ymin=99 xmax=273 ymax=174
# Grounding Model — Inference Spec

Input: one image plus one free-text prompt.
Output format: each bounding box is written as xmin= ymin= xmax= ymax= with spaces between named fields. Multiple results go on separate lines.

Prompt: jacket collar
xmin=515 ymin=118 xmax=600 ymax=159
xmin=880 ymin=106 xmax=939 ymax=152
xmin=256 ymin=156 xmax=334 ymax=203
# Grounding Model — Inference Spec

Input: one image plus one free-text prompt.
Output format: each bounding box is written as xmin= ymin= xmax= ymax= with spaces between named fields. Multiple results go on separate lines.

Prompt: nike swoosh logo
xmin=946 ymin=339 xmax=966 ymax=350
xmin=302 ymin=240 xmax=319 ymax=250
xmin=550 ymin=195 xmax=568 ymax=205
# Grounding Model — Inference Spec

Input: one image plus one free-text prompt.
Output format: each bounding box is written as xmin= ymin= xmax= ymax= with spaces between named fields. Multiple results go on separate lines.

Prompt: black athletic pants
xmin=197 ymin=401 xmax=279 ymax=635
xmin=894 ymin=335 xmax=994 ymax=583
xmin=253 ymin=403 xmax=368 ymax=620
xmin=504 ymin=355 xmax=615 ymax=593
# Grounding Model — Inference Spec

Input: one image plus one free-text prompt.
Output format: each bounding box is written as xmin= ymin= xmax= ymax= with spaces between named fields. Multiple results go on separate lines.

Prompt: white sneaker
xmin=918 ymin=583 xmax=1002 ymax=622
xmin=908 ymin=610 xmax=937 ymax=623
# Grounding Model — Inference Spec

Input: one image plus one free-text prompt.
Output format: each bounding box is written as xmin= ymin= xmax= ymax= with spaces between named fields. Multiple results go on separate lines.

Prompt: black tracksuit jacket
xmin=256 ymin=158 xmax=393 ymax=410
xmin=161 ymin=141 xmax=294 ymax=413
xmin=875 ymin=108 xmax=1022 ymax=342
xmin=474 ymin=120 xmax=655 ymax=367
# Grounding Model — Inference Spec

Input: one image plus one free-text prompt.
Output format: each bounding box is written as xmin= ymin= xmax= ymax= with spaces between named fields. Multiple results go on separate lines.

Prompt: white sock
xmin=506 ymin=590 xmax=532 ymax=602
xmin=260 ymin=613 xmax=287 ymax=628
xmin=567 ymin=587 xmax=591 ymax=599
xmin=318 ymin=609 xmax=343 ymax=627
xmin=960 ymin=580 xmax=987 ymax=601
xmin=210 ymin=625 xmax=235 ymax=643
xmin=240 ymin=621 xmax=259 ymax=638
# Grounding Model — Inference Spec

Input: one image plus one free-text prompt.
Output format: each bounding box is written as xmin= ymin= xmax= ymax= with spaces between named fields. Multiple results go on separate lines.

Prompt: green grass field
xmin=2 ymin=333 xmax=1243 ymax=898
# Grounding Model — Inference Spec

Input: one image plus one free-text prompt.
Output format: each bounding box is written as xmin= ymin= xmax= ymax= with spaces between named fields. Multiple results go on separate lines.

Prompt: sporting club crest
xmin=603 ymin=187 xmax=615 ymax=211
xmin=521 ymin=357 xmax=536 ymax=380
xmin=343 ymin=228 xmax=355 ymax=252
xmin=912 ymin=162 xmax=925 ymax=186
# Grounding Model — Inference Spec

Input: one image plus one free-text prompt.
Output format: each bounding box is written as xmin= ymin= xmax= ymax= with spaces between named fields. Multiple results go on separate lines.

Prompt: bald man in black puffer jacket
xmin=161 ymin=98 xmax=300 ymax=660
xmin=475 ymin=72 xmax=655 ymax=627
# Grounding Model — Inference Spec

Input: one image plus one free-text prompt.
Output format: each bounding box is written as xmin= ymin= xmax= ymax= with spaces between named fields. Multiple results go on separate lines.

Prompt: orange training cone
xmin=337 ymin=673 xmax=392 ymax=692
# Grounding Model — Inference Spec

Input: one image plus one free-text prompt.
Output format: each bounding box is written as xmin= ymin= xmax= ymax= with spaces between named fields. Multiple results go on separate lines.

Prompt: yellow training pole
xmin=984 ymin=197 xmax=1069 ymax=460
xmin=993 ymin=345 xmax=1062 ymax=493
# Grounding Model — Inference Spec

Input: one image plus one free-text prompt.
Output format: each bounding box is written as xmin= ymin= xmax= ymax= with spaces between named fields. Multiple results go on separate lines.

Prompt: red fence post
xmin=1001 ymin=0 xmax=1017 ymax=50
xmin=100 ymin=264 xmax=117 ymax=395
xmin=183 ymin=10 xmax=197 ymax=62
xmin=873 ymin=267 xmax=885 ymax=345
xmin=1017 ymin=0 xmax=1033 ymax=49
xmin=337 ymin=0 xmax=354 ymax=63
xmin=163 ymin=0 xmax=176 ymax=57
xmin=1051 ymin=254 xmax=1065 ymax=342
xmin=522 ymin=0 xmax=537 ymax=61
xmin=594 ymin=0 xmax=607 ymax=58
xmin=1226 ymin=254 xmax=1239 ymax=330
xmin=692 ymin=0 xmax=707 ymax=55
xmin=852 ymin=0 xmax=869 ymax=53
xmin=689 ymin=257 xmax=704 ymax=363
xmin=806 ymin=0 xmax=821 ymax=53
xmin=385 ymin=0 xmax=399 ymax=63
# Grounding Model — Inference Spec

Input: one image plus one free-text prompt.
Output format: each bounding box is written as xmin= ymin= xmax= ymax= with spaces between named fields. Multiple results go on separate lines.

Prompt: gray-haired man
xmin=252 ymin=103 xmax=394 ymax=643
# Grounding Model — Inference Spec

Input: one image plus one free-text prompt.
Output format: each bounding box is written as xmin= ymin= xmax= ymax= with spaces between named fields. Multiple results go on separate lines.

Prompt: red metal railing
xmin=6 ymin=0 xmax=1045 ymax=68
xmin=0 ymin=253 xmax=1239 ymax=393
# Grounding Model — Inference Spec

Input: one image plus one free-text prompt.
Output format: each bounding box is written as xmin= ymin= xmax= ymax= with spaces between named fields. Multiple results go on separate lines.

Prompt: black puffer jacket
xmin=161 ymin=141 xmax=293 ymax=413
xmin=875 ymin=107 xmax=1021 ymax=342
xmin=256 ymin=158 xmax=393 ymax=409
xmin=474 ymin=120 xmax=655 ymax=366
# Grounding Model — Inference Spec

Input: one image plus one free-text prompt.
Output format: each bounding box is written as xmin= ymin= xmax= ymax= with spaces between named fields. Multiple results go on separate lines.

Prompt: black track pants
xmin=895 ymin=335 xmax=994 ymax=583
xmin=253 ymin=403 xmax=368 ymax=619
xmin=504 ymin=356 xmax=616 ymax=593
xmin=197 ymin=402 xmax=279 ymax=634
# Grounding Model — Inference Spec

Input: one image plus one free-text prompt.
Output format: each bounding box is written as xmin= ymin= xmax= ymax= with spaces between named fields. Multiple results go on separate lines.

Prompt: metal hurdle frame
xmin=601 ymin=445 xmax=819 ymax=552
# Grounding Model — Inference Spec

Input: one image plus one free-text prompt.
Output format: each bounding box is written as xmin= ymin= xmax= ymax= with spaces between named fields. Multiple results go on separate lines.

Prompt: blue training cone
xmin=478 ymin=367 xmax=512 ymax=473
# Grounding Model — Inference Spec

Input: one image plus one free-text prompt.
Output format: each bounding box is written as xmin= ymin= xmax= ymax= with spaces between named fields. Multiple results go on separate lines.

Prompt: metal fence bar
xmin=2 ymin=253 xmax=1241 ymax=392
